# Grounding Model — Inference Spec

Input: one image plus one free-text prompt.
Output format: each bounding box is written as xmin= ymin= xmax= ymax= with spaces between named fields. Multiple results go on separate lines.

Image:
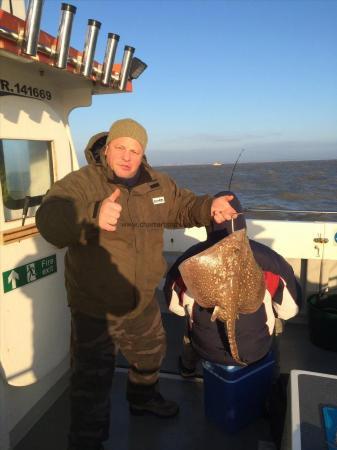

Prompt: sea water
xmin=155 ymin=159 xmax=337 ymax=221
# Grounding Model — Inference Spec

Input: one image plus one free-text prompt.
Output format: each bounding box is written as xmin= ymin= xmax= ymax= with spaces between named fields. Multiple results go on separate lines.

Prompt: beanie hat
xmin=106 ymin=118 xmax=148 ymax=150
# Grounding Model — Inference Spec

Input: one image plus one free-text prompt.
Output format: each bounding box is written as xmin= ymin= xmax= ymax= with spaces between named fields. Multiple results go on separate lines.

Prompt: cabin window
xmin=0 ymin=139 xmax=53 ymax=222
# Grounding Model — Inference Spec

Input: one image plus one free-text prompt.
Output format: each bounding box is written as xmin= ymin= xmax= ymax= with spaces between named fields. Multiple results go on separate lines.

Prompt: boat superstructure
xmin=0 ymin=1 xmax=336 ymax=450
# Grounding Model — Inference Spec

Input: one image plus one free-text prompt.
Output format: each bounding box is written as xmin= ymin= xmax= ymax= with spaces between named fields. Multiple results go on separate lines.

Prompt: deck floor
xmin=14 ymin=371 xmax=275 ymax=450
xmin=13 ymin=310 xmax=337 ymax=450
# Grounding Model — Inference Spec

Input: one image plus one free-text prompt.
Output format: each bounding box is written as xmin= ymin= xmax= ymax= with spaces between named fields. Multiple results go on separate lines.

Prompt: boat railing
xmin=245 ymin=208 xmax=337 ymax=215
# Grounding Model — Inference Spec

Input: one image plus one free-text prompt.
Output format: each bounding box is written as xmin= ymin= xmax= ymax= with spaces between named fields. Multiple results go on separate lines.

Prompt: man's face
xmin=105 ymin=137 xmax=144 ymax=179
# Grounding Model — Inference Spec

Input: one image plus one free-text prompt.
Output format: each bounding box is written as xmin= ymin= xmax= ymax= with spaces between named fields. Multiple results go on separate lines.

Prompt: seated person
xmin=164 ymin=191 xmax=302 ymax=374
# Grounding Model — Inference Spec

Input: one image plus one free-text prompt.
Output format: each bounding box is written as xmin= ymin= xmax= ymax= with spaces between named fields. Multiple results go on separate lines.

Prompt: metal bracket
xmin=313 ymin=237 xmax=329 ymax=244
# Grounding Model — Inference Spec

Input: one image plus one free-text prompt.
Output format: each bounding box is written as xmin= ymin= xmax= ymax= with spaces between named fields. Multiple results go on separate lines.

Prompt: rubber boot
xmin=127 ymin=380 xmax=179 ymax=417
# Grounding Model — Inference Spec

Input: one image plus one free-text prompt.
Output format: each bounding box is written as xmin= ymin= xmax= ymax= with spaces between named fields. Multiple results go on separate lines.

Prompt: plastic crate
xmin=202 ymin=351 xmax=275 ymax=433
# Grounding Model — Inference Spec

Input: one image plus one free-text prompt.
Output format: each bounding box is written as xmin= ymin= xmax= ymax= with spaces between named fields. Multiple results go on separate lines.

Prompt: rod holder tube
xmin=82 ymin=19 xmax=101 ymax=77
xmin=101 ymin=33 xmax=120 ymax=85
xmin=118 ymin=45 xmax=135 ymax=91
xmin=23 ymin=0 xmax=44 ymax=56
xmin=55 ymin=3 xmax=77 ymax=69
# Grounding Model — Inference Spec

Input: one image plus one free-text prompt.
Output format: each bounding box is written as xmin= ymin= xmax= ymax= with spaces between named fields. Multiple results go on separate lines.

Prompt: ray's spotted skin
xmin=179 ymin=229 xmax=265 ymax=365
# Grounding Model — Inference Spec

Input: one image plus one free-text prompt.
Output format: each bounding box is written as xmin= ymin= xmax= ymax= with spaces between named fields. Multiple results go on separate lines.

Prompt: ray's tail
xmin=226 ymin=319 xmax=247 ymax=366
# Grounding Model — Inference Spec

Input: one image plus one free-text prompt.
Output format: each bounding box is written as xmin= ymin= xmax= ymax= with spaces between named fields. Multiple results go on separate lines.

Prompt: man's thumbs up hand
xmin=107 ymin=188 xmax=121 ymax=203
xmin=98 ymin=188 xmax=122 ymax=231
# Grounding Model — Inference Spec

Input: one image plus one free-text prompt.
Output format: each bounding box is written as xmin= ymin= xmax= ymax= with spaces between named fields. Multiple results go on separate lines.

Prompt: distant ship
xmin=212 ymin=161 xmax=223 ymax=166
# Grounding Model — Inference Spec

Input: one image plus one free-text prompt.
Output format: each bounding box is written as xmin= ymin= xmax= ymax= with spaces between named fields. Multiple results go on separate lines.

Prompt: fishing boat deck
xmin=13 ymin=288 xmax=337 ymax=450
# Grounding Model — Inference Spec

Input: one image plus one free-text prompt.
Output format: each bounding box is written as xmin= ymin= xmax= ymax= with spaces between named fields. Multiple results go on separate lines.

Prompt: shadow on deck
xmin=13 ymin=310 xmax=337 ymax=450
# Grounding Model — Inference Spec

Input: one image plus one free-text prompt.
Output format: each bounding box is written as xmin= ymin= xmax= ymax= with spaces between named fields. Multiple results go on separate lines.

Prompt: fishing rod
xmin=228 ymin=148 xmax=245 ymax=190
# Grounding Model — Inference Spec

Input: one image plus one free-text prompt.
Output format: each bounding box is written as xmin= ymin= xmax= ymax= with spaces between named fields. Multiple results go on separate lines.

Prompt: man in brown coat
xmin=36 ymin=118 xmax=237 ymax=450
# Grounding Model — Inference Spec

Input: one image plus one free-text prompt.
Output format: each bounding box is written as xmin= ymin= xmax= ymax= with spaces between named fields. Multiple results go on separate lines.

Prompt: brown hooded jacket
xmin=36 ymin=134 xmax=213 ymax=319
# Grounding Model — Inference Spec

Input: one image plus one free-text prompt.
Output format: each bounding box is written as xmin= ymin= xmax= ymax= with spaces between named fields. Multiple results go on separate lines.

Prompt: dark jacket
xmin=36 ymin=135 xmax=213 ymax=319
xmin=164 ymin=191 xmax=302 ymax=365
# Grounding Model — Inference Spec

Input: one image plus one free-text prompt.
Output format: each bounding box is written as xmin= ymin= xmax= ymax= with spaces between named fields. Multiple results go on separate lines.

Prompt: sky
xmin=39 ymin=0 xmax=337 ymax=166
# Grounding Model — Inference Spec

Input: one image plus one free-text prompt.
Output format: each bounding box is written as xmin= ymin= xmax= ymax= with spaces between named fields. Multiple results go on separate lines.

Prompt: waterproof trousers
xmin=68 ymin=299 xmax=166 ymax=449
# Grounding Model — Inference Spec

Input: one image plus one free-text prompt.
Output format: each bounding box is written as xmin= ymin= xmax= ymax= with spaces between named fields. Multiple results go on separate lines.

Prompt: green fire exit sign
xmin=3 ymin=255 xmax=57 ymax=293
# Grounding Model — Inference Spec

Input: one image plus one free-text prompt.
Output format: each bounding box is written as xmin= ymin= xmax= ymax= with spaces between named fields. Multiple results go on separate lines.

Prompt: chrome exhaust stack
xmin=81 ymin=19 xmax=101 ymax=77
xmin=118 ymin=45 xmax=135 ymax=91
xmin=101 ymin=33 xmax=120 ymax=85
xmin=55 ymin=3 xmax=77 ymax=69
xmin=23 ymin=0 xmax=44 ymax=56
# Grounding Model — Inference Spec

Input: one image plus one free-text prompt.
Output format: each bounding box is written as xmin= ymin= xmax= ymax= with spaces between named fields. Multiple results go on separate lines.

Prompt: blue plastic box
xmin=202 ymin=351 xmax=275 ymax=433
